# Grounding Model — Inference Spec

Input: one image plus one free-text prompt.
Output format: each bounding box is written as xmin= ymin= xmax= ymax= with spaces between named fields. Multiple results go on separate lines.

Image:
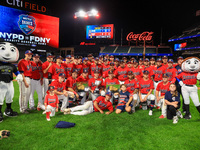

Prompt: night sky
xmin=35 ymin=1 xmax=200 ymax=47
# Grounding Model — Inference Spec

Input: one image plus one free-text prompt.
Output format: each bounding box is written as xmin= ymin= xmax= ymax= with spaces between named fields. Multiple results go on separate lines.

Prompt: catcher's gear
xmin=0 ymin=130 xmax=10 ymax=139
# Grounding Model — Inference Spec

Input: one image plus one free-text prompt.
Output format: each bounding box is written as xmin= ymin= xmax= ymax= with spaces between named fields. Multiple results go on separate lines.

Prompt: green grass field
xmin=1 ymin=81 xmax=200 ymax=150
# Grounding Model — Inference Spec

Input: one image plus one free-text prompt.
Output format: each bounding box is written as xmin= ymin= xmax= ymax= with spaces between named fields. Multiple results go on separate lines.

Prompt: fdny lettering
xmin=31 ymin=65 xmax=42 ymax=71
xmin=55 ymin=68 xmax=64 ymax=74
xmin=160 ymin=89 xmax=168 ymax=94
xmin=118 ymin=70 xmax=127 ymax=75
xmin=48 ymin=98 xmax=56 ymax=104
xmin=140 ymin=84 xmax=150 ymax=89
xmin=153 ymin=70 xmax=162 ymax=74
xmin=98 ymin=101 xmax=107 ymax=108
xmin=57 ymin=87 xmax=64 ymax=92
xmin=27 ymin=64 xmax=31 ymax=70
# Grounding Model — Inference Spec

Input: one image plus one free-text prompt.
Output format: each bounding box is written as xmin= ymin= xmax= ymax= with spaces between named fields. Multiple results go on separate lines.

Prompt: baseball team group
xmin=1 ymin=47 xmax=200 ymax=124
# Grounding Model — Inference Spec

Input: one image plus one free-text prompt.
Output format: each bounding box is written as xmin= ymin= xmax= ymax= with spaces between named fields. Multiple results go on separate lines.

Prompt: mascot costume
xmin=176 ymin=57 xmax=200 ymax=119
xmin=0 ymin=41 xmax=20 ymax=123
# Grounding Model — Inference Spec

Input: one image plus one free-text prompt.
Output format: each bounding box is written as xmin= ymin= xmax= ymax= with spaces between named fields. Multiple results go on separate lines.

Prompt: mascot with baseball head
xmin=0 ymin=40 xmax=19 ymax=123
xmin=177 ymin=57 xmax=200 ymax=119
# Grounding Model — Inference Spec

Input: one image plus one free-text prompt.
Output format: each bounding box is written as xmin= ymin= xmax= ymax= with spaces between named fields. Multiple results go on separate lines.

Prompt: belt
xmin=185 ymin=84 xmax=194 ymax=87
xmin=154 ymin=81 xmax=161 ymax=83
xmin=25 ymin=76 xmax=30 ymax=78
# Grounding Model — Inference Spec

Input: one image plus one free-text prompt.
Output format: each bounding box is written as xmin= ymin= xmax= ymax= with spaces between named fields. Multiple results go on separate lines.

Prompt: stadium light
xmin=74 ymin=9 xmax=99 ymax=19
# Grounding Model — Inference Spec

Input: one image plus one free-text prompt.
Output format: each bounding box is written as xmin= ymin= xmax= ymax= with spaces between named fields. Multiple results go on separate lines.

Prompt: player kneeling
xmin=39 ymin=86 xmax=59 ymax=121
xmin=115 ymin=84 xmax=137 ymax=114
xmin=138 ymin=70 xmax=155 ymax=116
xmin=63 ymin=92 xmax=113 ymax=115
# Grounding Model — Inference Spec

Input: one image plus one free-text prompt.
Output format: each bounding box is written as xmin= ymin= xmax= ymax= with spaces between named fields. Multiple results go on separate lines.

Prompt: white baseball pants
xmin=70 ymin=101 xmax=94 ymax=116
xmin=39 ymin=104 xmax=56 ymax=117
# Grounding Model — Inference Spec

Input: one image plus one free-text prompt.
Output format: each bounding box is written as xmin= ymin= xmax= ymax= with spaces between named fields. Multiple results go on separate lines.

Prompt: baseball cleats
xmin=149 ymin=110 xmax=153 ymax=116
xmin=159 ymin=115 xmax=165 ymax=119
xmin=0 ymin=112 xmax=3 ymax=123
xmin=176 ymin=110 xmax=183 ymax=119
xmin=20 ymin=109 xmax=29 ymax=114
xmin=184 ymin=113 xmax=192 ymax=120
xmin=37 ymin=104 xmax=41 ymax=111
xmin=46 ymin=117 xmax=51 ymax=121
xmin=4 ymin=108 xmax=18 ymax=117
xmin=173 ymin=116 xmax=178 ymax=124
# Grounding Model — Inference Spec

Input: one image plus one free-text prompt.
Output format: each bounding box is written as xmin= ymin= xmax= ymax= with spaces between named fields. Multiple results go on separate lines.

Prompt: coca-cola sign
xmin=126 ymin=31 xmax=153 ymax=42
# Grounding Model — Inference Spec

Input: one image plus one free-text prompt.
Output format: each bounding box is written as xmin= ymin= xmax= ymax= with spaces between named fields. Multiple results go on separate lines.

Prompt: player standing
xmin=114 ymin=60 xmax=128 ymax=84
xmin=29 ymin=54 xmax=43 ymax=110
xmin=165 ymin=59 xmax=177 ymax=83
xmin=17 ymin=50 xmax=33 ymax=113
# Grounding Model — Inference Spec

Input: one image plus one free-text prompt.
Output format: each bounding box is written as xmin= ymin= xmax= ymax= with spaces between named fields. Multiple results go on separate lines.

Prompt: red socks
xmin=46 ymin=112 xmax=50 ymax=119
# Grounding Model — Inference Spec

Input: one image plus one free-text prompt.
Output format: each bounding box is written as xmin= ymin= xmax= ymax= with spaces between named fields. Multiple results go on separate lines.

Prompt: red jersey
xmin=156 ymin=81 xmax=170 ymax=96
xmin=18 ymin=59 xmax=32 ymax=77
xmin=62 ymin=63 xmax=74 ymax=78
xmin=177 ymin=72 xmax=198 ymax=85
xmin=104 ymin=78 xmax=119 ymax=86
xmin=66 ymin=76 xmax=77 ymax=90
xmin=132 ymin=67 xmax=143 ymax=81
xmin=76 ymin=75 xmax=89 ymax=82
xmin=93 ymin=96 xmax=113 ymax=112
xmin=114 ymin=66 xmax=128 ymax=81
xmin=90 ymin=64 xmax=103 ymax=77
xmin=138 ymin=65 xmax=145 ymax=70
xmin=30 ymin=61 xmax=43 ymax=80
xmin=42 ymin=61 xmax=54 ymax=78
xmin=102 ymin=64 xmax=110 ymax=72
xmin=124 ymin=79 xmax=139 ymax=93
xmin=44 ymin=94 xmax=59 ymax=108
xmin=139 ymin=78 xmax=154 ymax=94
xmin=48 ymin=63 xmax=65 ymax=80
xmin=82 ymin=63 xmax=91 ymax=75
xmin=152 ymin=66 xmax=165 ymax=81
xmin=165 ymin=67 xmax=177 ymax=83
xmin=74 ymin=63 xmax=82 ymax=76
xmin=50 ymin=80 xmax=66 ymax=92
xmin=88 ymin=78 xmax=104 ymax=91
xmin=102 ymin=69 xmax=116 ymax=78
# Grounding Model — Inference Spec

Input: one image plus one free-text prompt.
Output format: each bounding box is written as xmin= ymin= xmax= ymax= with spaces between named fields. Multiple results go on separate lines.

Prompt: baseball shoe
xmin=46 ymin=117 xmax=51 ymax=121
xmin=29 ymin=107 xmax=36 ymax=110
xmin=176 ymin=110 xmax=183 ymax=118
xmin=173 ymin=116 xmax=178 ymax=124
xmin=63 ymin=108 xmax=71 ymax=115
xmin=149 ymin=110 xmax=153 ymax=116
xmin=21 ymin=109 xmax=29 ymax=114
xmin=37 ymin=104 xmax=41 ymax=111
xmin=156 ymin=106 xmax=161 ymax=110
xmin=0 ymin=112 xmax=3 ymax=123
xmin=42 ymin=111 xmax=46 ymax=114
xmin=159 ymin=115 xmax=165 ymax=119
xmin=128 ymin=110 xmax=133 ymax=114
xmin=184 ymin=113 xmax=192 ymax=120
xmin=4 ymin=108 xmax=18 ymax=117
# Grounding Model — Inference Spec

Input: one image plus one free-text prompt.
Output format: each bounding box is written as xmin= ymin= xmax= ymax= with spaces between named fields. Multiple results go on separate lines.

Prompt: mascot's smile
xmin=2 ymin=57 xmax=11 ymax=60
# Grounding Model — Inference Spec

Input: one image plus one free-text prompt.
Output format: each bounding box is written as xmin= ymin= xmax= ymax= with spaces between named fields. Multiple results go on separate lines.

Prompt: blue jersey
xmin=175 ymin=65 xmax=182 ymax=75
xmin=165 ymin=91 xmax=180 ymax=103
xmin=118 ymin=91 xmax=130 ymax=106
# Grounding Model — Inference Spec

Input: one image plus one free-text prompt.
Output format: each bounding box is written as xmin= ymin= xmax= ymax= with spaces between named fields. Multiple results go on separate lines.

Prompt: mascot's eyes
xmin=10 ymin=47 xmax=16 ymax=52
xmin=186 ymin=60 xmax=190 ymax=64
xmin=0 ymin=46 xmax=6 ymax=50
xmin=194 ymin=60 xmax=198 ymax=64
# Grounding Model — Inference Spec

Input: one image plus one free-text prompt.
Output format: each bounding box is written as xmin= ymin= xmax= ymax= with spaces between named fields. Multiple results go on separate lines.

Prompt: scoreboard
xmin=86 ymin=24 xmax=114 ymax=39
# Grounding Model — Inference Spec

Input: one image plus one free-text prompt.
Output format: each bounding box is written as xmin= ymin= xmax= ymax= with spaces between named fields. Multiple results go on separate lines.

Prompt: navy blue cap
xmin=83 ymin=69 xmax=88 ymax=73
xmin=133 ymin=60 xmax=138 ymax=63
xmin=25 ymin=50 xmax=33 ymax=55
xmin=72 ymin=69 xmax=78 ymax=73
xmin=66 ymin=55 xmax=71 ymax=59
xmin=106 ymin=92 xmax=112 ymax=97
xmin=48 ymin=86 xmax=55 ymax=91
xmin=82 ymin=57 xmax=88 ymax=61
xmin=139 ymin=58 xmax=143 ymax=61
xmin=33 ymin=54 xmax=40 ymax=58
xmin=59 ymin=73 xmax=65 ymax=78
xmin=115 ymin=58 xmax=119 ymax=62
xmin=143 ymin=70 xmax=149 ymax=74
xmin=163 ymin=73 xmax=169 ymax=77
xmin=95 ymin=57 xmax=99 ymax=61
xmin=162 ymin=55 xmax=168 ymax=59
xmin=150 ymin=57 xmax=155 ymax=61
xmin=156 ymin=58 xmax=162 ymax=62
xmin=110 ymin=62 xmax=115 ymax=66
xmin=110 ymin=55 xmax=114 ymax=58
xmin=47 ymin=53 xmax=54 ymax=57
xmin=120 ymin=60 xmax=125 ymax=63
xmin=177 ymin=56 xmax=183 ymax=60
xmin=56 ymin=56 xmax=63 ymax=59
xmin=144 ymin=58 xmax=149 ymax=62
xmin=168 ymin=59 xmax=174 ymax=63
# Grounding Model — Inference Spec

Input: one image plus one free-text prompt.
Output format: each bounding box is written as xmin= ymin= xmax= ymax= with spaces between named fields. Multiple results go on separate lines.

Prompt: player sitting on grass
xmin=39 ymin=86 xmax=59 ymax=121
xmin=138 ymin=70 xmax=155 ymax=116
xmin=164 ymin=83 xmax=180 ymax=124
xmin=63 ymin=92 xmax=113 ymax=116
xmin=115 ymin=84 xmax=134 ymax=114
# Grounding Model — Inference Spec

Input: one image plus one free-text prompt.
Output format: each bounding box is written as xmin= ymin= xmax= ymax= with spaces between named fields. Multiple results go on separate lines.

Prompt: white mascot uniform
xmin=176 ymin=57 xmax=200 ymax=119
xmin=0 ymin=41 xmax=19 ymax=123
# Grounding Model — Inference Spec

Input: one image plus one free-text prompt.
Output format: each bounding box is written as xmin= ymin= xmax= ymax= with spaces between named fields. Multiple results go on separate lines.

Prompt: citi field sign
xmin=5 ymin=0 xmax=46 ymax=13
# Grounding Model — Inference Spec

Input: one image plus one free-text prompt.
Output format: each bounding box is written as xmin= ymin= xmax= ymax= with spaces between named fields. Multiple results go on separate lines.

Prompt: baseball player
xmin=0 ymin=42 xmax=19 ymax=122
xmin=142 ymin=58 xmax=154 ymax=79
xmin=138 ymin=58 xmax=145 ymax=70
xmin=39 ymin=86 xmax=59 ymax=121
xmin=165 ymin=59 xmax=177 ymax=83
xmin=81 ymin=57 xmax=90 ymax=75
xmin=103 ymin=62 xmax=116 ymax=79
xmin=29 ymin=54 xmax=43 ymax=110
xmin=138 ymin=70 xmax=155 ymax=116
xmin=62 ymin=55 xmax=74 ymax=78
xmin=17 ymin=50 xmax=33 ymax=114
xmin=90 ymin=57 xmax=103 ymax=78
xmin=114 ymin=60 xmax=128 ymax=84
xmin=132 ymin=60 xmax=143 ymax=81
xmin=88 ymin=70 xmax=104 ymax=101
xmin=176 ymin=57 xmax=200 ymax=119
xmin=48 ymin=56 xmax=65 ymax=81
xmin=162 ymin=55 xmax=169 ymax=70
xmin=115 ymin=84 xmax=134 ymax=114
xmin=42 ymin=53 xmax=54 ymax=98
xmin=102 ymin=58 xmax=110 ymax=73
xmin=65 ymin=69 xmax=78 ymax=106
xmin=155 ymin=73 xmax=171 ymax=118
xmin=63 ymin=92 xmax=113 ymax=116
xmin=73 ymin=56 xmax=82 ymax=76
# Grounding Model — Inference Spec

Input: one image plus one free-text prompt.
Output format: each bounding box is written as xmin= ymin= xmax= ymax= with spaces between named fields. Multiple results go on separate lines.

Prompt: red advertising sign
xmin=126 ymin=31 xmax=153 ymax=42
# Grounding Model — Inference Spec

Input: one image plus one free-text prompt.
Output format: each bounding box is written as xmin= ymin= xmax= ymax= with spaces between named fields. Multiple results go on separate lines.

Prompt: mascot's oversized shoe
xmin=0 ymin=130 xmax=10 ymax=139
